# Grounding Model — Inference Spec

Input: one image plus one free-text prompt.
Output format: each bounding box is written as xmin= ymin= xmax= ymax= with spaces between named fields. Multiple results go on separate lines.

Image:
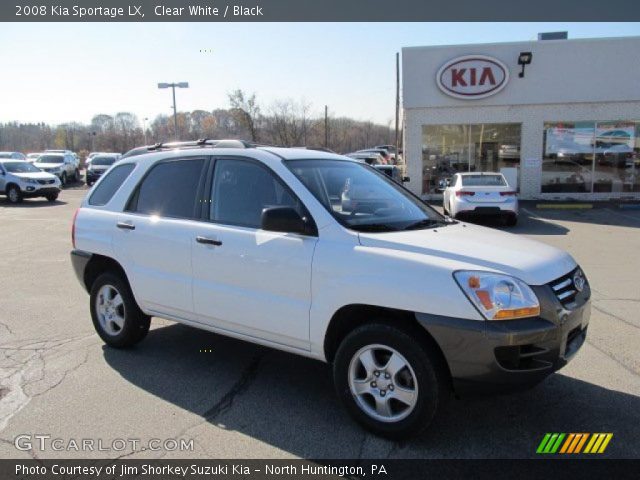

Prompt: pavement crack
xmin=202 ymin=352 xmax=266 ymax=422
xmin=593 ymin=304 xmax=640 ymax=330
xmin=586 ymin=339 xmax=640 ymax=377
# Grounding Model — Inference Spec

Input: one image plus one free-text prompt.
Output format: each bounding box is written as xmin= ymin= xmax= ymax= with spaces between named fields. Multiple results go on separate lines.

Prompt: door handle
xmin=116 ymin=221 xmax=135 ymax=230
xmin=196 ymin=236 xmax=222 ymax=246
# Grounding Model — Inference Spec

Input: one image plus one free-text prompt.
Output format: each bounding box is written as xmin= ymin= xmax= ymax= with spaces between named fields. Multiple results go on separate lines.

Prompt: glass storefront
xmin=542 ymin=121 xmax=640 ymax=193
xmin=421 ymin=123 xmax=521 ymax=195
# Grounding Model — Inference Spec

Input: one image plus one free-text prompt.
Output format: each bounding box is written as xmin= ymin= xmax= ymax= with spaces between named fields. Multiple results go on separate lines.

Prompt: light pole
xmin=142 ymin=117 xmax=149 ymax=145
xmin=158 ymin=82 xmax=189 ymax=140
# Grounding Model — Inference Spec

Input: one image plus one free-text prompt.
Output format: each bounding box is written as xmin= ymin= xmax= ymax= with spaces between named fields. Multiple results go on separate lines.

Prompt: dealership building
xmin=401 ymin=35 xmax=640 ymax=200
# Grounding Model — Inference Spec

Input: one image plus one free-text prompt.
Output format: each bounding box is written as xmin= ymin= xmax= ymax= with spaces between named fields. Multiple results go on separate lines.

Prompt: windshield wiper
xmin=402 ymin=219 xmax=448 ymax=231
xmin=352 ymin=223 xmax=398 ymax=232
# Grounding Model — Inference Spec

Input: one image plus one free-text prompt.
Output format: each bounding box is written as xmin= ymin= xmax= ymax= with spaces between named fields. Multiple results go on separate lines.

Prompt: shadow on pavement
xmin=103 ymin=323 xmax=640 ymax=458
xmin=0 ymin=198 xmax=68 ymax=207
xmin=523 ymin=207 xmax=640 ymax=229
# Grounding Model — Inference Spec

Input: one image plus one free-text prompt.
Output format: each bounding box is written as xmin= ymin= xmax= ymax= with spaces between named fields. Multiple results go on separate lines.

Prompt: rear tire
xmin=90 ymin=272 xmax=150 ymax=348
xmin=333 ymin=322 xmax=449 ymax=439
xmin=7 ymin=185 xmax=23 ymax=204
xmin=505 ymin=214 xmax=518 ymax=227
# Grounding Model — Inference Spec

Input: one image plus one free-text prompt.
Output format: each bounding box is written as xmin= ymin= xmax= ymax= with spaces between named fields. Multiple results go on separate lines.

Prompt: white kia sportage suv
xmin=70 ymin=141 xmax=590 ymax=438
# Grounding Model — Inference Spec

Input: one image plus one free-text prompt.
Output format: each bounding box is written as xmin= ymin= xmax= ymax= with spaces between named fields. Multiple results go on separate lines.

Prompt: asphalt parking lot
xmin=1 ymin=189 xmax=639 ymax=459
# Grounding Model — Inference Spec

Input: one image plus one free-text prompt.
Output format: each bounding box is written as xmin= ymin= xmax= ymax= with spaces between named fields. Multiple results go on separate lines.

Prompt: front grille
xmin=549 ymin=267 xmax=583 ymax=307
xmin=37 ymin=179 xmax=55 ymax=185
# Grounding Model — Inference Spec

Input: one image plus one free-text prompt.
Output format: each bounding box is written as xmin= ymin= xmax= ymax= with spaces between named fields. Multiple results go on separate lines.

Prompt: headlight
xmin=22 ymin=178 xmax=37 ymax=184
xmin=453 ymin=271 xmax=540 ymax=320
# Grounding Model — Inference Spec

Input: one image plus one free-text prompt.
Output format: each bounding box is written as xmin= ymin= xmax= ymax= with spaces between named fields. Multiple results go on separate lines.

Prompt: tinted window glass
xmin=92 ymin=157 xmax=116 ymax=166
xmin=89 ymin=164 xmax=136 ymax=206
xmin=38 ymin=155 xmax=64 ymax=164
xmin=133 ymin=159 xmax=204 ymax=218
xmin=211 ymin=159 xmax=298 ymax=228
xmin=461 ymin=175 xmax=506 ymax=186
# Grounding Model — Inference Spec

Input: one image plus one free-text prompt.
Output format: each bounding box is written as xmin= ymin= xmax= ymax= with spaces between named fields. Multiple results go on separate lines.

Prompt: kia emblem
xmin=436 ymin=55 xmax=509 ymax=100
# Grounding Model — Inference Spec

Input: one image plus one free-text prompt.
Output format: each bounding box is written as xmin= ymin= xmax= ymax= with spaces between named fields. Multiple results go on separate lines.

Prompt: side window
xmin=210 ymin=159 xmax=298 ymax=228
xmin=129 ymin=158 xmax=205 ymax=219
xmin=89 ymin=164 xmax=136 ymax=206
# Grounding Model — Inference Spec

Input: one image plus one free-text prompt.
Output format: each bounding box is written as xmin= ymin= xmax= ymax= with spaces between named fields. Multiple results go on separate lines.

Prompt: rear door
xmin=191 ymin=157 xmax=317 ymax=350
xmin=113 ymin=156 xmax=209 ymax=319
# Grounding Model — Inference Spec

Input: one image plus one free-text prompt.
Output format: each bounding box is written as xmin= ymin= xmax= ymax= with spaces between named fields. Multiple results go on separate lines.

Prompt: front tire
xmin=60 ymin=172 xmax=67 ymax=186
xmin=333 ymin=322 xmax=449 ymax=439
xmin=45 ymin=193 xmax=59 ymax=202
xmin=7 ymin=185 xmax=23 ymax=204
xmin=90 ymin=272 xmax=150 ymax=348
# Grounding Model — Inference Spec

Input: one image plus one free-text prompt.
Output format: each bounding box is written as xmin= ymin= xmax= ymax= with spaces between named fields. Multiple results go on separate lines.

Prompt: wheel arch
xmin=83 ymin=254 xmax=130 ymax=293
xmin=323 ymin=304 xmax=452 ymax=384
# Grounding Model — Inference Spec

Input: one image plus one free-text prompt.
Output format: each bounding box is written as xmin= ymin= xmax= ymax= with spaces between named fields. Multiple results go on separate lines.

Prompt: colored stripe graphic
xmin=537 ymin=433 xmax=613 ymax=454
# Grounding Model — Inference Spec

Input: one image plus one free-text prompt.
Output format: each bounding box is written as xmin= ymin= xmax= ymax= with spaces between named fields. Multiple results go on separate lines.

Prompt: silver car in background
xmin=443 ymin=172 xmax=518 ymax=226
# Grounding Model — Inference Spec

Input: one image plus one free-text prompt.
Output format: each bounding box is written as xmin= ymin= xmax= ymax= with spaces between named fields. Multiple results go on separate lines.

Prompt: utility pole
xmin=395 ymin=52 xmax=400 ymax=165
xmin=324 ymin=105 xmax=329 ymax=148
xmin=158 ymin=82 xmax=189 ymax=140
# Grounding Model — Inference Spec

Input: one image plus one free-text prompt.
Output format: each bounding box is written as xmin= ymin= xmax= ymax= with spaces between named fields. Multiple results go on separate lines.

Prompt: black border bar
xmin=4 ymin=0 xmax=640 ymax=22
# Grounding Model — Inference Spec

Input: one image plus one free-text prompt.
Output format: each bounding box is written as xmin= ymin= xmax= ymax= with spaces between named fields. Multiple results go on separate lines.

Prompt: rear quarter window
xmin=88 ymin=163 xmax=136 ymax=206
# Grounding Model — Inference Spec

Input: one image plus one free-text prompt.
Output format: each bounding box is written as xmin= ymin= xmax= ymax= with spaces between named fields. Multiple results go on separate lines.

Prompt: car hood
xmin=13 ymin=171 xmax=59 ymax=180
xmin=358 ymin=222 xmax=576 ymax=285
xmin=34 ymin=163 xmax=63 ymax=168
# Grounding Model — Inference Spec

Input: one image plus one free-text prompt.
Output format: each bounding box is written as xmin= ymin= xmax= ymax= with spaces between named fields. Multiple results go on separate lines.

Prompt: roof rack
xmin=121 ymin=139 xmax=255 ymax=159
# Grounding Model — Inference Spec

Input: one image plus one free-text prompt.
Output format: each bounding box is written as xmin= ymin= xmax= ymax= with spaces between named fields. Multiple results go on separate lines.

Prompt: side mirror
xmin=402 ymin=176 xmax=410 ymax=183
xmin=261 ymin=207 xmax=316 ymax=236
xmin=445 ymin=179 xmax=451 ymax=187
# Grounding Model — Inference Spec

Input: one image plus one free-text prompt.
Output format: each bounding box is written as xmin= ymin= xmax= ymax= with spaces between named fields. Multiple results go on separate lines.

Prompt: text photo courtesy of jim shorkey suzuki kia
xmin=1 ymin=1 xmax=640 ymax=476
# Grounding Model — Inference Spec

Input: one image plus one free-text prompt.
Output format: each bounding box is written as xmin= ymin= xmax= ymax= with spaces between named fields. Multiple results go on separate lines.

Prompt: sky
xmin=1 ymin=22 xmax=639 ymax=126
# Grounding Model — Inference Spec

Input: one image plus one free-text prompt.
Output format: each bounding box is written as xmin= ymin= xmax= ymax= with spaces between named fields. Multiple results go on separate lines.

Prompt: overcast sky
xmin=1 ymin=22 xmax=639 ymax=126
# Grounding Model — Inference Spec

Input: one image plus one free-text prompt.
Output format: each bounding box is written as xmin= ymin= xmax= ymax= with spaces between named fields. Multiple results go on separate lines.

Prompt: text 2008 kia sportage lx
xmin=70 ymin=142 xmax=590 ymax=438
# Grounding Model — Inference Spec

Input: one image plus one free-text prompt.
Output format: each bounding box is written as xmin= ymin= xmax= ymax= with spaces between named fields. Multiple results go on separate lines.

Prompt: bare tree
xmin=228 ymin=89 xmax=261 ymax=142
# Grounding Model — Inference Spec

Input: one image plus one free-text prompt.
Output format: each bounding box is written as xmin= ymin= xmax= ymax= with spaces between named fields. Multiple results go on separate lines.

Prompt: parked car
xmin=25 ymin=153 xmax=43 ymax=163
xmin=356 ymin=148 xmax=393 ymax=164
xmin=0 ymin=151 xmax=26 ymax=160
xmin=34 ymin=153 xmax=80 ymax=185
xmin=71 ymin=144 xmax=589 ymax=438
xmin=85 ymin=154 xmax=120 ymax=186
xmin=373 ymin=164 xmax=409 ymax=184
xmin=86 ymin=152 xmax=110 ymax=166
xmin=0 ymin=159 xmax=61 ymax=203
xmin=443 ymin=172 xmax=518 ymax=226
xmin=346 ymin=152 xmax=384 ymax=165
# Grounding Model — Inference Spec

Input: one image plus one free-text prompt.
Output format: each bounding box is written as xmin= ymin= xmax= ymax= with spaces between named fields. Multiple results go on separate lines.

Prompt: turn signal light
xmin=456 ymin=191 xmax=475 ymax=197
xmin=493 ymin=306 xmax=540 ymax=320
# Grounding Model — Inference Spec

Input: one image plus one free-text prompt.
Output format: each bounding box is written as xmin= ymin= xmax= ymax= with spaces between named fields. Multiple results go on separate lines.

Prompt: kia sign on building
xmin=436 ymin=55 xmax=509 ymax=99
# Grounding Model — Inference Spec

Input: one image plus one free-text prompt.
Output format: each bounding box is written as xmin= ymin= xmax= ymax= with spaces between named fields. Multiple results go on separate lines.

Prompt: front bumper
xmin=416 ymin=278 xmax=590 ymax=395
xmin=20 ymin=186 xmax=61 ymax=198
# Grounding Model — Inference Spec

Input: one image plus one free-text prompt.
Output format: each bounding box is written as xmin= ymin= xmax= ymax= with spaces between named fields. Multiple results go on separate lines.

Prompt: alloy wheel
xmin=95 ymin=284 xmax=126 ymax=336
xmin=348 ymin=344 xmax=419 ymax=423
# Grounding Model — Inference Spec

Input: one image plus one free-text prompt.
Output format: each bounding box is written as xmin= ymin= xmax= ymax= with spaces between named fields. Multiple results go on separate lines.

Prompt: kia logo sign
xmin=436 ymin=55 xmax=509 ymax=99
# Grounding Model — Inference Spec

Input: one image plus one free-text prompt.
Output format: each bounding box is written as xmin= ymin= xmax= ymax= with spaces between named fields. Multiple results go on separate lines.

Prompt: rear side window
xmin=89 ymin=164 xmax=136 ymax=206
xmin=129 ymin=158 xmax=205 ymax=219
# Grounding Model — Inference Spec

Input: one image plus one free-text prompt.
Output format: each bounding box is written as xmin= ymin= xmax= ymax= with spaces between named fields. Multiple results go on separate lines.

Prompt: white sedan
xmin=443 ymin=172 xmax=518 ymax=226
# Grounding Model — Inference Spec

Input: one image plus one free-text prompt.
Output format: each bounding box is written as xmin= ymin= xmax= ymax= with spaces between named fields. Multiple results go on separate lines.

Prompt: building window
xmin=421 ymin=123 xmax=521 ymax=195
xmin=542 ymin=121 xmax=640 ymax=194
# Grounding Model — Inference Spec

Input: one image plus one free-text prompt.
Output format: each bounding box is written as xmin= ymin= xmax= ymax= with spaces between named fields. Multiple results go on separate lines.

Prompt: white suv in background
xmin=34 ymin=152 xmax=80 ymax=185
xmin=0 ymin=159 xmax=61 ymax=203
xmin=70 ymin=141 xmax=590 ymax=438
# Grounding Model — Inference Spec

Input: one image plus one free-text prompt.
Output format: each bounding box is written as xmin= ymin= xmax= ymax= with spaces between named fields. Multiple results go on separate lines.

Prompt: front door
xmin=192 ymin=157 xmax=317 ymax=350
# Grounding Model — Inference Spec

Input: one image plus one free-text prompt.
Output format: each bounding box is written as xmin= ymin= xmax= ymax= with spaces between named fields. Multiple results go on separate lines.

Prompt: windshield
xmin=37 ymin=155 xmax=64 ymax=164
xmin=2 ymin=161 xmax=41 ymax=173
xmin=461 ymin=175 xmax=506 ymax=187
xmin=0 ymin=153 xmax=13 ymax=159
xmin=92 ymin=157 xmax=116 ymax=166
xmin=286 ymin=159 xmax=444 ymax=232
xmin=27 ymin=153 xmax=41 ymax=159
